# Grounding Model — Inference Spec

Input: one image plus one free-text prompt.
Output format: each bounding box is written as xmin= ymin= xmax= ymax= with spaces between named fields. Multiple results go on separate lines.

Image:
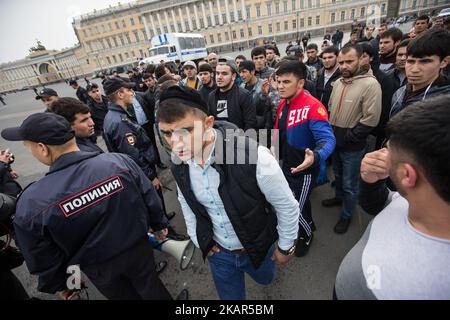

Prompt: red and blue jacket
xmin=274 ymin=90 xmax=336 ymax=176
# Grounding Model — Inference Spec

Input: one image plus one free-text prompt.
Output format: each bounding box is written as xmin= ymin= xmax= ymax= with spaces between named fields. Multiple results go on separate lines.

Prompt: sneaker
xmin=295 ymin=233 xmax=313 ymax=257
xmin=175 ymin=289 xmax=189 ymax=300
xmin=334 ymin=218 xmax=351 ymax=234
xmin=321 ymin=197 xmax=342 ymax=207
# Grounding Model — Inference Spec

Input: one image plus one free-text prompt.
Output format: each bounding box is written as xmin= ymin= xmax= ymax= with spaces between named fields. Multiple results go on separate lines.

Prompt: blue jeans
xmin=207 ymin=244 xmax=276 ymax=300
xmin=332 ymin=149 xmax=365 ymax=220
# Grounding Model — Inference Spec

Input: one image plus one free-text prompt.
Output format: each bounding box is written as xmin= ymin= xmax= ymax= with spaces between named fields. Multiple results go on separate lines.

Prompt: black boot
xmin=334 ymin=218 xmax=351 ymax=234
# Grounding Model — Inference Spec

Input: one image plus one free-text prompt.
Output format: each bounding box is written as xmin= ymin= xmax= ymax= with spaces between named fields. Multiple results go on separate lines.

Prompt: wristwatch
xmin=277 ymin=244 xmax=296 ymax=256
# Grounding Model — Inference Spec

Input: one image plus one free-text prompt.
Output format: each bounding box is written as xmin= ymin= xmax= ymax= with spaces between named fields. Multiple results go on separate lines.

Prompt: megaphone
xmin=148 ymin=233 xmax=195 ymax=270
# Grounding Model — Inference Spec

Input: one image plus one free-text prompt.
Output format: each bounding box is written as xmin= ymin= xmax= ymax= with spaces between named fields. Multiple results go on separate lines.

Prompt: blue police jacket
xmin=103 ymin=102 xmax=158 ymax=180
xmin=13 ymin=151 xmax=167 ymax=294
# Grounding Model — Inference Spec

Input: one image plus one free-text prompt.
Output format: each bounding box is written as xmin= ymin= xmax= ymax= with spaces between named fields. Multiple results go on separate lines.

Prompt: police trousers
xmin=83 ymin=238 xmax=172 ymax=300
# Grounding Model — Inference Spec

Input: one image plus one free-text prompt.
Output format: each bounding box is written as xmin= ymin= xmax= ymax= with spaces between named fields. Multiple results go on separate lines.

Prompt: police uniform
xmin=1 ymin=112 xmax=172 ymax=300
xmin=76 ymin=136 xmax=104 ymax=153
xmin=103 ymin=102 xmax=158 ymax=181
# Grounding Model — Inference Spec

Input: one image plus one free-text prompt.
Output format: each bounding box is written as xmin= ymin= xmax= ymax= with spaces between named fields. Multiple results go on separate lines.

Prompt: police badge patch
xmin=125 ymin=133 xmax=136 ymax=146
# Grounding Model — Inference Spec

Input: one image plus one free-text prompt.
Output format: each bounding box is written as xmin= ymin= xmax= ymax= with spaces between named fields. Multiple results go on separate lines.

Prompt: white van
xmin=142 ymin=33 xmax=208 ymax=65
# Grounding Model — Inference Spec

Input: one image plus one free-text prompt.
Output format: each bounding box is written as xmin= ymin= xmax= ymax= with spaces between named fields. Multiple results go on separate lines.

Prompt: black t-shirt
xmin=216 ymin=89 xmax=233 ymax=121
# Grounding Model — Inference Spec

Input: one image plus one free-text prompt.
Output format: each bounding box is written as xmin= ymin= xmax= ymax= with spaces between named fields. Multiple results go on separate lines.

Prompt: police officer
xmin=1 ymin=112 xmax=187 ymax=299
xmin=102 ymin=78 xmax=183 ymax=234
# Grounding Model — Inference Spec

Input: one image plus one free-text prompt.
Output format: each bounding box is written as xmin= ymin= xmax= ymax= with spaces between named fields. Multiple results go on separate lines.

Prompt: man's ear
xmin=399 ymin=163 xmax=418 ymax=189
xmin=37 ymin=142 xmax=49 ymax=157
xmin=440 ymin=55 xmax=450 ymax=69
xmin=205 ymin=115 xmax=215 ymax=129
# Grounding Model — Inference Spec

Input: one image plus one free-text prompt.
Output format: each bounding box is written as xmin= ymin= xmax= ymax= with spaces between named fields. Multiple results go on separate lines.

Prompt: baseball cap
xmin=1 ymin=113 xmax=75 ymax=145
xmin=182 ymin=61 xmax=197 ymax=70
xmin=198 ymin=63 xmax=213 ymax=73
xmin=103 ymin=77 xmax=135 ymax=95
xmin=35 ymin=88 xmax=58 ymax=100
xmin=68 ymin=79 xmax=78 ymax=86
xmin=159 ymin=85 xmax=208 ymax=114
xmin=217 ymin=59 xmax=238 ymax=74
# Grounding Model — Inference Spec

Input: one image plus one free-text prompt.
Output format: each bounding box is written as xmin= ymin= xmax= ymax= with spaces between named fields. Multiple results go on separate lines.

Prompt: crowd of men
xmin=1 ymin=14 xmax=449 ymax=300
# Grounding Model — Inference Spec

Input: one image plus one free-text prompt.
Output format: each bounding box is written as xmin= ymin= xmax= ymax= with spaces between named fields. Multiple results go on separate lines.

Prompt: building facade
xmin=1 ymin=0 xmax=448 ymax=92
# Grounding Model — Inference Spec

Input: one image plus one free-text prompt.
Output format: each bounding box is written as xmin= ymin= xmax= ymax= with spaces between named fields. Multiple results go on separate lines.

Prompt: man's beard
xmin=324 ymin=63 xmax=336 ymax=71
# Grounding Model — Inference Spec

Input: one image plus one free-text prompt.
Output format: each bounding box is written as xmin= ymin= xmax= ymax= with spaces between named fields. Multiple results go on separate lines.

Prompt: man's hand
xmin=261 ymin=79 xmax=270 ymax=95
xmin=154 ymin=228 xmax=168 ymax=241
xmin=271 ymin=248 xmax=293 ymax=266
xmin=291 ymin=148 xmax=314 ymax=174
xmin=152 ymin=177 xmax=162 ymax=190
xmin=58 ymin=289 xmax=82 ymax=300
xmin=9 ymin=170 xmax=19 ymax=179
xmin=360 ymin=148 xmax=390 ymax=184
xmin=0 ymin=149 xmax=12 ymax=164
xmin=207 ymin=245 xmax=221 ymax=257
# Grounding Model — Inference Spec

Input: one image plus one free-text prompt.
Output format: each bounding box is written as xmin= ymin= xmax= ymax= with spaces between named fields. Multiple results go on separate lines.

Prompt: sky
xmin=0 ymin=0 xmax=133 ymax=64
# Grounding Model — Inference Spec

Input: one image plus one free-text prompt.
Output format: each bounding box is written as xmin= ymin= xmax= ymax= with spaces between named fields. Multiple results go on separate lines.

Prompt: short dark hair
xmin=145 ymin=64 xmax=156 ymax=75
xmin=235 ymin=55 xmax=246 ymax=61
xmin=51 ymin=97 xmax=90 ymax=124
xmin=341 ymin=44 xmax=363 ymax=58
xmin=276 ymin=60 xmax=306 ymax=80
xmin=380 ymin=27 xmax=403 ymax=42
xmin=251 ymin=46 xmax=267 ymax=59
xmin=386 ymin=95 xmax=450 ymax=203
xmin=306 ymin=43 xmax=318 ymax=51
xmin=155 ymin=64 xmax=168 ymax=79
xmin=322 ymin=46 xmax=340 ymax=56
xmin=142 ymin=73 xmax=154 ymax=80
xmin=358 ymin=42 xmax=375 ymax=57
xmin=398 ymin=38 xmax=410 ymax=49
xmin=265 ymin=45 xmax=276 ymax=52
xmin=407 ymin=29 xmax=450 ymax=60
xmin=239 ymin=60 xmax=256 ymax=72
xmin=198 ymin=63 xmax=213 ymax=73
xmin=157 ymin=98 xmax=206 ymax=124
xmin=379 ymin=23 xmax=388 ymax=29
xmin=350 ymin=30 xmax=359 ymax=36
xmin=415 ymin=15 xmax=430 ymax=24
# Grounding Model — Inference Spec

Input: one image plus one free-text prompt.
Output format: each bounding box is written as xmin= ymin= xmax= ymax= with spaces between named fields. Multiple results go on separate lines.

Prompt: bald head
xmin=207 ymin=53 xmax=218 ymax=69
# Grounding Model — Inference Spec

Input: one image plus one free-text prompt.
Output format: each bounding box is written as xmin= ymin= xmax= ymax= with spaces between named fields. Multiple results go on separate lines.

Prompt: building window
xmin=139 ymin=49 xmax=144 ymax=57
xmin=115 ymin=21 xmax=120 ymax=29
xmin=238 ymin=9 xmax=242 ymax=20
xmin=122 ymin=20 xmax=126 ymax=28
xmin=258 ymin=25 xmax=263 ymax=35
xmin=292 ymin=19 xmax=297 ymax=29
xmin=215 ymin=14 xmax=220 ymax=24
xmin=210 ymin=34 xmax=215 ymax=44
xmin=246 ymin=6 xmax=251 ymax=19
xmin=269 ymin=23 xmax=273 ymax=33
xmin=232 ymin=30 xmax=237 ymax=39
xmin=184 ymin=21 xmax=189 ymax=31
xmin=292 ymin=0 xmax=296 ymax=10
xmin=381 ymin=3 xmax=386 ymax=14
xmin=256 ymin=4 xmax=261 ymax=17
xmin=308 ymin=0 xmax=312 ymax=8
xmin=412 ymin=0 xmax=417 ymax=9
xmin=316 ymin=15 xmax=320 ymax=25
xmin=113 ymin=37 xmax=118 ymax=47
xmin=240 ymin=29 xmax=245 ymax=38
xmin=300 ymin=18 xmax=304 ymax=27
xmin=330 ymin=12 xmax=335 ymax=23
xmin=119 ymin=53 xmax=123 ymax=62
xmin=316 ymin=0 xmax=320 ymax=8
xmin=125 ymin=52 xmax=129 ymax=59
xmin=218 ymin=33 xmax=222 ymax=42
xmin=284 ymin=20 xmax=288 ymax=30
xmin=125 ymin=33 xmax=131 ymax=44
xmin=170 ymin=24 xmax=175 ymax=32
xmin=106 ymin=57 xmax=111 ymax=65
xmin=222 ymin=13 xmax=227 ymax=23
xmin=132 ymin=51 xmax=135 ymax=57
xmin=284 ymin=1 xmax=288 ymax=12
xmin=225 ymin=31 xmax=229 ymax=41
xmin=191 ymin=19 xmax=197 ymax=30
xmin=106 ymin=38 xmax=112 ymax=48
xmin=108 ymin=23 xmax=112 ymax=31
xmin=300 ymin=0 xmax=304 ymax=9
xmin=248 ymin=27 xmax=253 ymax=37
xmin=130 ymin=18 xmax=135 ymax=26
xmin=178 ymin=23 xmax=182 ymax=31
xmin=230 ymin=12 xmax=235 ymax=22
xmin=275 ymin=2 xmax=280 ymax=14
xmin=267 ymin=3 xmax=272 ymax=16
xmin=164 ymin=26 xmax=169 ymax=33
xmin=276 ymin=22 xmax=281 ymax=31
xmin=308 ymin=16 xmax=312 ymax=26
xmin=119 ymin=35 xmax=125 ymax=46
xmin=340 ymin=11 xmax=345 ymax=21
xmin=351 ymin=8 xmax=355 ymax=19
xmin=112 ymin=55 xmax=117 ymax=63
xmin=207 ymin=16 xmax=212 ymax=27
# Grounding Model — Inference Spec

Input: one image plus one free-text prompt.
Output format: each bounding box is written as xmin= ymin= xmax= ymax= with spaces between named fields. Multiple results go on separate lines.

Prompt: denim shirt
xmin=177 ymin=130 xmax=299 ymax=251
xmin=132 ymin=96 xmax=148 ymax=125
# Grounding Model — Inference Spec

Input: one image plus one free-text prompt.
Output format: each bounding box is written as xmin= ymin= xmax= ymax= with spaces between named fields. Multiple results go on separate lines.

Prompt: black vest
xmin=171 ymin=123 xmax=278 ymax=269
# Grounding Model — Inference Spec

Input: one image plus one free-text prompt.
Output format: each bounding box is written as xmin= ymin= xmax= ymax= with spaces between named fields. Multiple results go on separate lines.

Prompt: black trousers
xmin=83 ymin=239 xmax=172 ymax=300
xmin=285 ymin=167 xmax=319 ymax=238
xmin=0 ymin=270 xmax=29 ymax=300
